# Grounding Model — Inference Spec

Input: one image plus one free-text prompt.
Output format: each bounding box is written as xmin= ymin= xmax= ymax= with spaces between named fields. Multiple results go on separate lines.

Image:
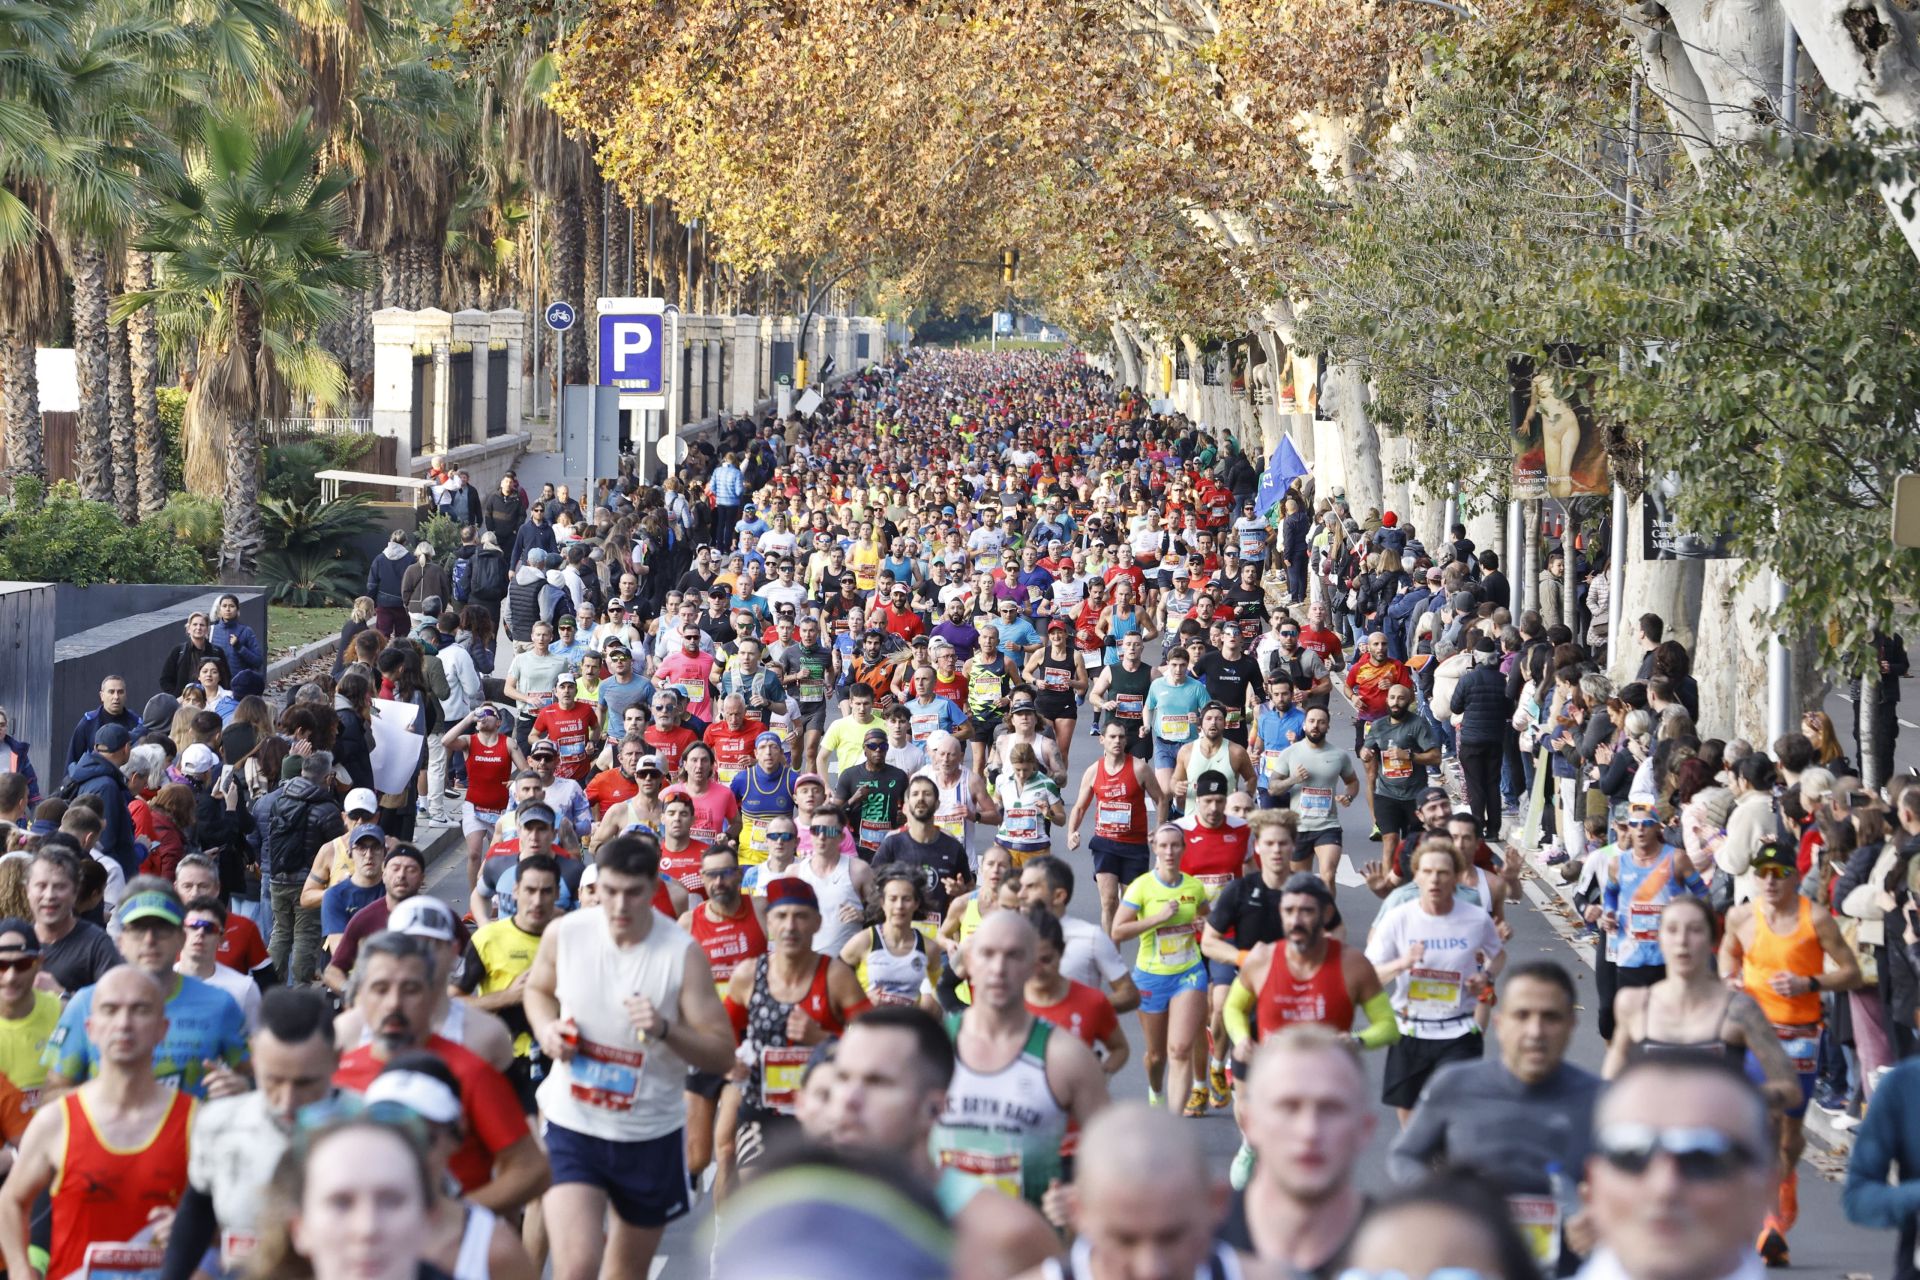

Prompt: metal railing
xmin=260 ymin=417 xmax=371 ymax=440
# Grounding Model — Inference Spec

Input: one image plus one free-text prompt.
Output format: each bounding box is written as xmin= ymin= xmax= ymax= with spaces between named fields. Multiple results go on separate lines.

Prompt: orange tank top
xmin=1743 ymin=897 xmax=1824 ymax=1027
xmin=51 ymin=1090 xmax=195 ymax=1280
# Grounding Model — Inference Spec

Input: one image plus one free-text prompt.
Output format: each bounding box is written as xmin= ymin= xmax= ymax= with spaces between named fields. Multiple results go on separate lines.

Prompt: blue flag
xmin=1255 ymin=436 xmax=1309 ymax=517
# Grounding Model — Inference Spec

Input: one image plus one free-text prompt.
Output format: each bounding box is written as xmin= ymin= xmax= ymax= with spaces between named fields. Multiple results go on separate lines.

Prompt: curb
xmin=1506 ymin=838 xmax=1851 ymax=1158
xmin=266 ymin=635 xmax=339 ymax=683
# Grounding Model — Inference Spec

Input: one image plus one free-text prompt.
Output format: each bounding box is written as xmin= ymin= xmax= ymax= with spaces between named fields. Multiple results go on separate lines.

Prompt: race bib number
xmin=760 ymin=1045 xmax=813 ymax=1114
xmin=717 ymin=762 xmax=743 ymax=784
xmin=1382 ymin=748 xmax=1412 ymax=781
xmin=938 ymin=1148 xmax=1023 ymax=1200
xmin=1197 ymin=873 xmax=1234 ymax=902
xmin=568 ymin=1035 xmax=646 ymax=1110
xmin=1407 ymin=967 xmax=1463 ymax=1017
xmin=1626 ymin=902 xmax=1662 ymax=942
xmin=858 ymin=819 xmax=893 ymax=850
xmin=1113 ymin=693 xmax=1144 ymax=719
xmin=799 ymin=680 xmax=827 ymax=703
xmin=1157 ymin=714 xmax=1193 ymax=742
xmin=1043 ymin=668 xmax=1070 ymax=691
xmin=937 ymin=813 xmax=966 ymax=841
xmin=1262 ymin=749 xmax=1286 ymax=779
xmin=557 ymin=740 xmax=583 ymax=757
xmin=1780 ymin=1034 xmax=1818 ymax=1065
xmin=740 ymin=817 xmax=771 ymax=865
xmin=910 ymin=708 xmax=941 ymax=741
xmin=1506 ymin=1196 xmax=1561 ymax=1269
xmin=1096 ymin=802 xmax=1133 ymax=833
xmin=83 ymin=1244 xmax=164 ymax=1280
xmin=1003 ymin=805 xmax=1043 ymax=841
xmin=677 ymin=681 xmax=705 ymax=705
xmin=1155 ymin=921 xmax=1198 ymax=967
xmin=1297 ymin=786 xmax=1333 ymax=819
xmin=220 ymin=1231 xmax=261 ymax=1273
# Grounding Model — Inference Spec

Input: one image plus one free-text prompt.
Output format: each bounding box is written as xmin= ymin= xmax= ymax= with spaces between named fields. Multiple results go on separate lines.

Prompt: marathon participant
xmin=1268 ymin=706 xmax=1360 ymax=889
xmin=1023 ymin=622 xmax=1087 ymax=756
xmin=1066 ymin=721 xmax=1162 ymax=934
xmin=27 ymin=847 xmax=120 ymax=996
xmin=731 ymin=731 xmax=799 ymax=868
xmin=1720 ymin=841 xmax=1861 ymax=1266
xmin=1296 ymin=600 xmax=1346 ymax=671
xmin=1258 ymin=617 xmax=1332 ymax=713
xmin=930 ymin=910 xmax=1107 ymax=1209
xmin=1173 ymin=703 xmax=1257 ymax=809
xmin=641 ymin=690 xmax=700 ymax=777
xmin=675 ymin=742 xmax=742 ymax=845
xmin=680 ymin=842 xmax=766 ymax=1200
xmin=322 ymin=841 xmax=433 ymax=991
xmin=1017 ymin=854 xmax=1139 ymax=1015
xmin=1142 ymin=645 xmax=1210 ymax=818
xmin=1365 ymin=836 xmax=1505 ymax=1123
xmin=651 ymin=787 xmax=710 ymax=903
xmin=531 ymin=672 xmax=598 ymax=784
xmin=473 ymin=804 xmax=580 ymax=923
xmin=818 ymin=683 xmax=885 ymax=777
xmin=525 ymin=835 xmax=736 ymax=1280
xmin=1024 ymin=905 xmax=1130 ymax=1081
xmin=938 ymin=842 xmax=1022 ymax=1007
xmin=0 ymin=918 xmax=60 ymax=1114
xmin=1598 ymin=801 xmax=1709 ymax=997
xmin=1250 ymin=677 xmax=1305 ymax=810
xmin=1194 ymin=623 xmax=1265 ymax=746
xmin=1086 ymin=630 xmax=1153 ymax=758
xmin=791 ymin=801 xmax=872 ymax=957
xmin=0 ymin=968 xmax=190 ymax=1280
xmin=988 ymin=741 xmax=1067 ymax=867
xmin=177 ymin=898 xmax=260 ymax=1033
xmin=456 ymin=852 xmax=563 ymax=1105
xmin=917 ymin=731 xmax=989 ymax=863
xmin=1359 ymin=683 xmax=1442 ymax=874
xmin=1112 ymin=824 xmax=1212 ymax=1116
xmin=1389 ymin=962 xmax=1603 ymax=1273
xmin=804 ymin=1007 xmax=1061 ymax=1277
xmin=522 ymin=739 xmax=593 ymax=843
xmin=783 ymin=614 xmax=836 ymax=768
xmin=840 ymin=864 xmax=941 ymax=1012
xmin=835 ymin=727 xmax=911 ymax=857
xmin=1217 ymin=1027 xmax=1373 ymax=1277
xmin=44 ymin=880 xmax=249 ymax=1100
xmin=989 ymin=695 xmax=1068 ymax=784
xmin=443 ymin=705 xmax=525 ymax=886
xmin=873 ymin=775 xmax=973 ymax=917
xmin=159 ymin=987 xmax=341 ymax=1280
xmin=582 ymin=736 xmax=646 ymax=818
xmin=725 ymin=876 xmax=870 ymax=1167
xmin=1014 ymin=1103 xmax=1279 ymax=1280
xmin=965 ymin=621 xmax=1017 ymax=770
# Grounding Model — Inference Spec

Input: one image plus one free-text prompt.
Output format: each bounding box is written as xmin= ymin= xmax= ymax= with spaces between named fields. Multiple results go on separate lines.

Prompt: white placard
xmin=795 ymin=388 xmax=823 ymax=417
xmin=369 ymin=697 xmax=425 ymax=796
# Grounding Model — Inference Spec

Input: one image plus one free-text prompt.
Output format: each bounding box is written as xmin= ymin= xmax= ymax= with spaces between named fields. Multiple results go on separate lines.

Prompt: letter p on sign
xmin=598 ymin=309 xmax=664 ymax=391
xmin=613 ymin=321 xmax=654 ymax=364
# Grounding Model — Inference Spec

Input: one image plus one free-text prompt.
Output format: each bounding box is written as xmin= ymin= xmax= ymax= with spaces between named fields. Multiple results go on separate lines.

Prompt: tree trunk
xmin=70 ymin=240 xmax=113 ymax=504
xmin=125 ymin=251 xmax=165 ymax=517
xmin=553 ymin=184 xmax=586 ymax=385
xmin=219 ymin=301 xmax=265 ymax=578
xmin=0 ymin=329 xmax=43 ymax=482
xmin=581 ymin=177 xmax=604 ymax=376
xmin=1326 ymin=360 xmax=1383 ymax=519
xmin=107 ymin=302 xmax=136 ymax=519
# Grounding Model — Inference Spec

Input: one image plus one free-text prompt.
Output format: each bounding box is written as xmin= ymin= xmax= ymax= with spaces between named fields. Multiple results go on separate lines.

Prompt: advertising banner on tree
xmin=1509 ymin=347 xmax=1609 ymax=500
xmin=1640 ymin=477 xmax=1736 ymax=560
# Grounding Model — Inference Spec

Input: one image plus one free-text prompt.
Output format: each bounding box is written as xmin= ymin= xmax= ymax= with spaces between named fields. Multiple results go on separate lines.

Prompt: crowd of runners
xmin=0 ymin=347 xmax=1915 ymax=1280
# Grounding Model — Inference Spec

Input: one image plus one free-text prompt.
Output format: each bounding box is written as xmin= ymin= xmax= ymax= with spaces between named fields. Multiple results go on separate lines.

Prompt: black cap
xmin=1193 ymin=772 xmax=1229 ymax=798
xmin=1751 ymin=841 xmax=1796 ymax=875
xmin=1417 ymin=785 xmax=1451 ymax=807
xmin=0 ymin=918 xmax=39 ymax=955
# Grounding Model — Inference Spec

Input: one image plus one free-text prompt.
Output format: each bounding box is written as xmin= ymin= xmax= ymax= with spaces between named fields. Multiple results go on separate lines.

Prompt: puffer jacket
xmin=67 ymin=750 xmax=138 ymax=876
xmin=258 ymin=775 xmax=347 ymax=882
xmin=1447 ymin=658 xmax=1512 ymax=746
xmin=366 ymin=543 xmax=410 ymax=608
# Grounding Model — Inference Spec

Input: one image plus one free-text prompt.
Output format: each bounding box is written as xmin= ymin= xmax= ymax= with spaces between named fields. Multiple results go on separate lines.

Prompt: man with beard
xmin=1221 ymin=869 xmax=1395 ymax=1187
xmin=333 ymin=930 xmax=548 ymax=1211
xmin=1359 ymin=683 xmax=1442 ymax=877
xmin=873 ymin=775 xmax=973 ymax=917
xmin=1214 ymin=1026 xmax=1374 ymax=1279
xmin=456 ymin=854 xmax=564 ymax=1107
xmin=804 ymin=1006 xmax=1061 ymax=1275
xmin=1268 ymin=707 xmax=1359 ymax=890
xmin=835 ymin=728 xmax=911 ymax=859
xmin=680 ymin=843 xmax=767 ymax=1199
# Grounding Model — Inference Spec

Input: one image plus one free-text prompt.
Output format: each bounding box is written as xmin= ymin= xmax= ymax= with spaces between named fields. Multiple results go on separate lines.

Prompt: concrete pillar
xmin=371 ymin=308 xmax=417 ymax=474
xmin=490 ymin=309 xmax=525 ymax=435
xmin=731 ymin=316 xmax=760 ymax=414
xmin=429 ymin=340 xmax=452 ymax=456
xmin=411 ymin=308 xmax=452 ymax=456
xmin=453 ymin=309 xmax=488 ymax=445
xmin=704 ymin=328 xmax=723 ymax=419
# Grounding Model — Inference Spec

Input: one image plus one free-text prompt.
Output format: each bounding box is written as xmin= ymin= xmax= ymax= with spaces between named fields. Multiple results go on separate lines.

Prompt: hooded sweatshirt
xmin=366 ymin=540 xmax=410 ymax=608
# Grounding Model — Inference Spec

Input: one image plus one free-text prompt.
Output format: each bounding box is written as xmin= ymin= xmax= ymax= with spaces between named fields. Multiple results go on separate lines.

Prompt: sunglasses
xmin=763 ymin=831 xmax=797 ymax=843
xmin=701 ymin=866 xmax=744 ymax=880
xmin=1596 ymin=1123 xmax=1759 ymax=1182
xmin=809 ymin=825 xmax=842 ymax=839
xmin=0 ymin=956 xmax=36 ymax=972
xmin=184 ymin=920 xmax=222 ymax=934
xmin=1754 ymin=864 xmax=1794 ymax=880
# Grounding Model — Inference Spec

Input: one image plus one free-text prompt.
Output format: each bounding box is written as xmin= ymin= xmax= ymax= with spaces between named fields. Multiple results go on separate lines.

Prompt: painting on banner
xmin=369 ymin=697 xmax=426 ymax=796
xmin=1508 ymin=346 xmax=1609 ymax=500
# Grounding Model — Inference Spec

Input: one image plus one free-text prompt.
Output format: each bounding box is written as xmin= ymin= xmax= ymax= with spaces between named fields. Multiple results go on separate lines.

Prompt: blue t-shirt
xmin=1143 ymin=677 xmax=1213 ymax=744
xmin=1255 ymin=707 xmax=1307 ymax=784
xmin=901 ymin=696 xmax=967 ymax=742
xmin=599 ymin=675 xmax=653 ymax=739
xmin=45 ymin=973 xmax=247 ymax=1096
xmin=1015 ymin=568 xmax=1056 ymax=611
xmin=322 ymin=880 xmax=385 ymax=935
xmin=995 ymin=616 xmax=1041 ymax=659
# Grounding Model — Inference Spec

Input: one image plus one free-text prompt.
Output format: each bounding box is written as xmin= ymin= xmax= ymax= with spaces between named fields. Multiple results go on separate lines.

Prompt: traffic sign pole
xmin=544 ymin=300 xmax=577 ymax=463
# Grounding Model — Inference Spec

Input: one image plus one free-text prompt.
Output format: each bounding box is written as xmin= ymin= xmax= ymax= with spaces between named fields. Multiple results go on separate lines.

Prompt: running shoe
xmin=1183 ymin=1085 xmax=1208 ymax=1118
xmin=1756 ymin=1225 xmax=1789 ymax=1268
xmin=1148 ymin=1090 xmax=1165 ymax=1109
xmin=1208 ymin=1061 xmax=1231 ymax=1108
xmin=1543 ymin=849 xmax=1570 ymax=867
xmin=1229 ymin=1142 xmax=1257 ymax=1190
xmin=1368 ymin=826 xmax=1381 ymax=841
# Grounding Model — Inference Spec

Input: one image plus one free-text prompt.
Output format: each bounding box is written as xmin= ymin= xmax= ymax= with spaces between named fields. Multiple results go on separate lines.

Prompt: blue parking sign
xmin=598 ymin=311 xmax=664 ymax=391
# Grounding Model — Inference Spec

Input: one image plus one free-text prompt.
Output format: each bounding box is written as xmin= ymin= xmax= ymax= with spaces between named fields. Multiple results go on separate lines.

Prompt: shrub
xmin=260 ymin=492 xmax=380 ymax=555
xmin=416 ymin=513 xmax=462 ymax=562
xmin=265 ymin=442 xmax=332 ymax=506
xmin=152 ymin=493 xmax=223 ymax=573
xmin=257 ymin=548 xmax=363 ymax=607
xmin=0 ymin=478 xmax=208 ymax=585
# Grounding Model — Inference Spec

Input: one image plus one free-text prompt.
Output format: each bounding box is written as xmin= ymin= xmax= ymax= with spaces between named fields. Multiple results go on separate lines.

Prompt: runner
xmin=834 ymin=728 xmax=911 ymax=858
xmin=1086 ymin=631 xmax=1152 ymax=758
xmin=1364 ymin=836 xmax=1505 ymax=1124
xmin=443 ymin=705 xmax=525 ymax=886
xmin=525 ymin=836 xmax=738 ymax=1280
xmin=1141 ymin=645 xmax=1210 ymax=820
xmin=1268 ymin=707 xmax=1360 ymax=889
xmin=724 ymin=876 xmax=870 ymax=1168
xmin=730 ymin=732 xmax=798 ymax=869
xmin=1172 ymin=702 xmax=1256 ymax=806
xmin=989 ymin=741 xmax=1068 ymax=867
xmin=678 ymin=843 xmax=766 ymax=1200
xmin=840 ymin=864 xmax=942 ymax=1012
xmin=1111 ymin=824 xmax=1212 ymax=1116
xmin=1359 ymin=683 xmax=1442 ymax=876
xmin=1720 ymin=841 xmax=1861 ymax=1266
xmin=1066 ymin=721 xmax=1163 ymax=934
xmin=1023 ymin=622 xmax=1087 ymax=757
xmin=790 ymin=800 xmax=874 ymax=958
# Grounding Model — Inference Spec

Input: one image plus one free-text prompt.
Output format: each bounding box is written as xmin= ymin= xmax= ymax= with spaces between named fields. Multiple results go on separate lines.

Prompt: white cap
xmin=580 ymin=863 xmax=599 ymax=889
xmin=180 ymin=743 xmax=220 ymax=775
xmin=363 ymin=1069 xmax=461 ymax=1125
xmin=345 ymin=787 xmax=378 ymax=817
xmin=389 ymin=896 xmax=458 ymax=942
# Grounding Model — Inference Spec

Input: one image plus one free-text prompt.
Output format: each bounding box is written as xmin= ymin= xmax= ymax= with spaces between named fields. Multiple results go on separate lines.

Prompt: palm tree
xmin=116 ymin=109 xmax=367 ymax=578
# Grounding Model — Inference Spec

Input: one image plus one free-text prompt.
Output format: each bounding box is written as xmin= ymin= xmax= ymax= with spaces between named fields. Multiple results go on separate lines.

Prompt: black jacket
xmin=469 ymin=547 xmax=508 ymax=603
xmin=1448 ymin=660 xmax=1512 ymax=746
xmin=161 ymin=641 xmax=228 ymax=697
xmin=334 ymin=707 xmax=375 ymax=792
xmin=68 ymin=750 xmax=138 ymax=876
xmin=192 ymin=779 xmax=253 ymax=896
xmin=483 ymin=492 xmax=525 ymax=546
xmin=366 ymin=547 xmax=410 ymax=609
xmin=259 ymin=775 xmax=346 ymax=882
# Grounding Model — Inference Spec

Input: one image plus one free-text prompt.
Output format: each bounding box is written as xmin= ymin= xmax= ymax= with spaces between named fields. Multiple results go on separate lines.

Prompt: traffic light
xmin=1002 ymin=248 xmax=1020 ymax=286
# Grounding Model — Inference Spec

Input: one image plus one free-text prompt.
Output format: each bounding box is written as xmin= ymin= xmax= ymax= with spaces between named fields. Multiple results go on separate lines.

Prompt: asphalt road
xmin=409 ymin=683 xmax=1890 ymax=1280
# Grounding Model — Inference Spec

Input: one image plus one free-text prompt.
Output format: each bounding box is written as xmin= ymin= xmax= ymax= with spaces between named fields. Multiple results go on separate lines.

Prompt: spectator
xmin=401 ymin=542 xmax=452 ymax=614
xmin=67 ymin=723 xmax=137 ymax=878
xmin=161 ymin=612 xmax=227 ymax=697
xmin=64 ymin=675 xmax=140 ymax=770
xmin=141 ymin=783 xmax=196 ymax=881
xmin=332 ymin=597 xmax=376 ymax=681
xmin=366 ymin=530 xmax=413 ymax=637
xmin=258 ymin=751 xmax=346 ymax=986
xmin=509 ymin=502 xmax=556 ymax=570
xmin=484 ymin=472 xmax=527 ymax=547
xmin=209 ymin=594 xmax=264 ymax=679
xmin=333 ymin=673 xmax=377 ymax=794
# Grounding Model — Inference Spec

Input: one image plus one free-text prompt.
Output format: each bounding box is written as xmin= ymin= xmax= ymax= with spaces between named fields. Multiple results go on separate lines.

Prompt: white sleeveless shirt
xmin=794 ymin=855 xmax=862 ymax=956
xmin=535 ymin=908 xmax=691 ymax=1142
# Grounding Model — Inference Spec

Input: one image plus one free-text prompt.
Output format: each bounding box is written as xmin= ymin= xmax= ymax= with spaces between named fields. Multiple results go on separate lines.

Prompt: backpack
xmin=470 ymin=551 xmax=506 ymax=601
xmin=451 ymin=554 xmax=473 ymax=603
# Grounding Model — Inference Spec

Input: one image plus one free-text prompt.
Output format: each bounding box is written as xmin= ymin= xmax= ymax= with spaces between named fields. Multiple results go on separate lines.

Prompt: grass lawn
xmin=268 ymin=605 xmax=344 ymax=656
